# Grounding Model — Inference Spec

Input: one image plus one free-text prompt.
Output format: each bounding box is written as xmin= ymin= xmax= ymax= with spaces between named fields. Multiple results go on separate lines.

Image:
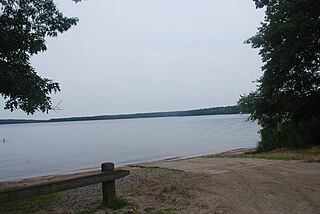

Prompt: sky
xmin=0 ymin=0 xmax=265 ymax=119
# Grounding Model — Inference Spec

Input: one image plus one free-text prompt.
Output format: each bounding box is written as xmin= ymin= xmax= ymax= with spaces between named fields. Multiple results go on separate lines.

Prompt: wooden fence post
xmin=0 ymin=162 xmax=129 ymax=204
xmin=101 ymin=162 xmax=116 ymax=207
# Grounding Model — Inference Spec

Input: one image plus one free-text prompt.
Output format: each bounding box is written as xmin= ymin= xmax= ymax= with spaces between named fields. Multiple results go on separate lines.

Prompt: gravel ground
xmin=1 ymin=153 xmax=320 ymax=214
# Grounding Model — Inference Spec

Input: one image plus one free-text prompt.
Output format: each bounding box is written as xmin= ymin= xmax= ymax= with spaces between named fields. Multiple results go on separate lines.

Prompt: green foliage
xmin=253 ymin=0 xmax=270 ymax=9
xmin=144 ymin=207 xmax=178 ymax=214
xmin=0 ymin=193 xmax=58 ymax=213
xmin=208 ymin=145 xmax=320 ymax=163
xmin=81 ymin=197 xmax=136 ymax=213
xmin=258 ymin=118 xmax=320 ymax=151
xmin=112 ymin=196 xmax=135 ymax=210
xmin=242 ymin=0 xmax=320 ymax=150
xmin=237 ymin=91 xmax=260 ymax=115
xmin=0 ymin=0 xmax=79 ymax=114
xmin=76 ymin=201 xmax=105 ymax=214
xmin=161 ymin=184 xmax=192 ymax=198
xmin=258 ymin=127 xmax=283 ymax=151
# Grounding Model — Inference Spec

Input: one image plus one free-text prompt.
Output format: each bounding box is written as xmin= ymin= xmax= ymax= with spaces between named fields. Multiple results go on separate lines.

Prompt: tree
xmin=0 ymin=0 xmax=80 ymax=114
xmin=242 ymin=0 xmax=320 ymax=150
xmin=237 ymin=91 xmax=259 ymax=115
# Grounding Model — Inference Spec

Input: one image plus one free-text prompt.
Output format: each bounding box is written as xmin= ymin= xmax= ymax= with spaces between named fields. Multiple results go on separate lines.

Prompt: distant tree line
xmin=0 ymin=106 xmax=242 ymax=125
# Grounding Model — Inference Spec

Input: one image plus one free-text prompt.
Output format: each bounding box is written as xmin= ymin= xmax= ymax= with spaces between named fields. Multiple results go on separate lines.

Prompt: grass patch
xmin=138 ymin=166 xmax=183 ymax=173
xmin=144 ymin=207 xmax=178 ymax=214
xmin=207 ymin=146 xmax=320 ymax=163
xmin=77 ymin=197 xmax=136 ymax=214
xmin=112 ymin=196 xmax=135 ymax=210
xmin=0 ymin=193 xmax=58 ymax=213
xmin=161 ymin=184 xmax=192 ymax=198
xmin=77 ymin=201 xmax=104 ymax=214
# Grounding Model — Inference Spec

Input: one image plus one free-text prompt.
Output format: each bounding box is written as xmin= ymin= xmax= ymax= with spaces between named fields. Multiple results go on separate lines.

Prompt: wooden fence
xmin=0 ymin=162 xmax=129 ymax=207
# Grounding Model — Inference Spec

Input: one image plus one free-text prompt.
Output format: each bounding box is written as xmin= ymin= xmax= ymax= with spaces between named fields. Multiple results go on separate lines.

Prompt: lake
xmin=0 ymin=114 xmax=259 ymax=182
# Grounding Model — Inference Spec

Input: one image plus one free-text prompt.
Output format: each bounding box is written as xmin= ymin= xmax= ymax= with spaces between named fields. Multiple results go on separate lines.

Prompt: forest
xmin=0 ymin=106 xmax=241 ymax=125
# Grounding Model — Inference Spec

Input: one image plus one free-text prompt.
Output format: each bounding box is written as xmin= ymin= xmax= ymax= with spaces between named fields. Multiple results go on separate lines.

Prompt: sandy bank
xmin=1 ymin=148 xmax=320 ymax=213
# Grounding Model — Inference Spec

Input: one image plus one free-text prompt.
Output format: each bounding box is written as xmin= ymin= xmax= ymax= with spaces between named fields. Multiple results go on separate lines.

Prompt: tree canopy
xmin=0 ymin=0 xmax=79 ymax=114
xmin=239 ymin=0 xmax=320 ymax=150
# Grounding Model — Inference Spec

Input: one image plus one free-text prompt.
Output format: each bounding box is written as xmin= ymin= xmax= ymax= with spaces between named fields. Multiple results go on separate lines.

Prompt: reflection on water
xmin=0 ymin=114 xmax=259 ymax=182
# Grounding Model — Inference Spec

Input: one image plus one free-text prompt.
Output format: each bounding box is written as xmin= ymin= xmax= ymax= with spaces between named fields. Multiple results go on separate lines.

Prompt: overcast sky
xmin=1 ymin=0 xmax=265 ymax=119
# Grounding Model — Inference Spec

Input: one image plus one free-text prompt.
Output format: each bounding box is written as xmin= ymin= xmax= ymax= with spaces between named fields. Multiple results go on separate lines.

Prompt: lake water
xmin=0 ymin=114 xmax=259 ymax=182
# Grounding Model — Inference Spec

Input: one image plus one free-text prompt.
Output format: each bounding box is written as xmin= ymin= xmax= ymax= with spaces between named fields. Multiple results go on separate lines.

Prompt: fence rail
xmin=0 ymin=162 xmax=129 ymax=207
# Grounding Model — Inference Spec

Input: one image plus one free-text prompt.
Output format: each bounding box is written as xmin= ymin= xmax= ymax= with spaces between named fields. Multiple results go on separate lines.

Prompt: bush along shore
xmin=207 ymin=146 xmax=320 ymax=163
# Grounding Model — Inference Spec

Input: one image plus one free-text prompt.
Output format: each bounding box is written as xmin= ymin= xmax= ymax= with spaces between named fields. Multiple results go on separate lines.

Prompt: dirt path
xmin=128 ymin=157 xmax=320 ymax=213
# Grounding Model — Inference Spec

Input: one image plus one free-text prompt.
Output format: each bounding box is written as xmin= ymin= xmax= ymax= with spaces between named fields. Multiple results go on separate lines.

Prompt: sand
xmin=1 ymin=149 xmax=320 ymax=213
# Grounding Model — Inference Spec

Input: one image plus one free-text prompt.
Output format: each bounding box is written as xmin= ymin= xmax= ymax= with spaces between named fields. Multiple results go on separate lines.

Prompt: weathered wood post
xmin=277 ymin=122 xmax=282 ymax=132
xmin=101 ymin=162 xmax=116 ymax=207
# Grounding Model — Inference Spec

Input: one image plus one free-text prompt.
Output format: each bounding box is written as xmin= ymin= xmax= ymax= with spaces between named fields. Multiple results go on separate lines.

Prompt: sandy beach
xmin=1 ymin=149 xmax=320 ymax=213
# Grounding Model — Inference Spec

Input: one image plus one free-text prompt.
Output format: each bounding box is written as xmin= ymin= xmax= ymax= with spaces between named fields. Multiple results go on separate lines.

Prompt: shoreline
xmin=1 ymin=146 xmax=319 ymax=213
xmin=126 ymin=147 xmax=256 ymax=167
xmin=0 ymin=147 xmax=255 ymax=190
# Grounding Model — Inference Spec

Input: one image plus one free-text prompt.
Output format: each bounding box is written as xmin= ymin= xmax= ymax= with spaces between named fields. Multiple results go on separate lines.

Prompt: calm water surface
xmin=0 ymin=115 xmax=259 ymax=182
